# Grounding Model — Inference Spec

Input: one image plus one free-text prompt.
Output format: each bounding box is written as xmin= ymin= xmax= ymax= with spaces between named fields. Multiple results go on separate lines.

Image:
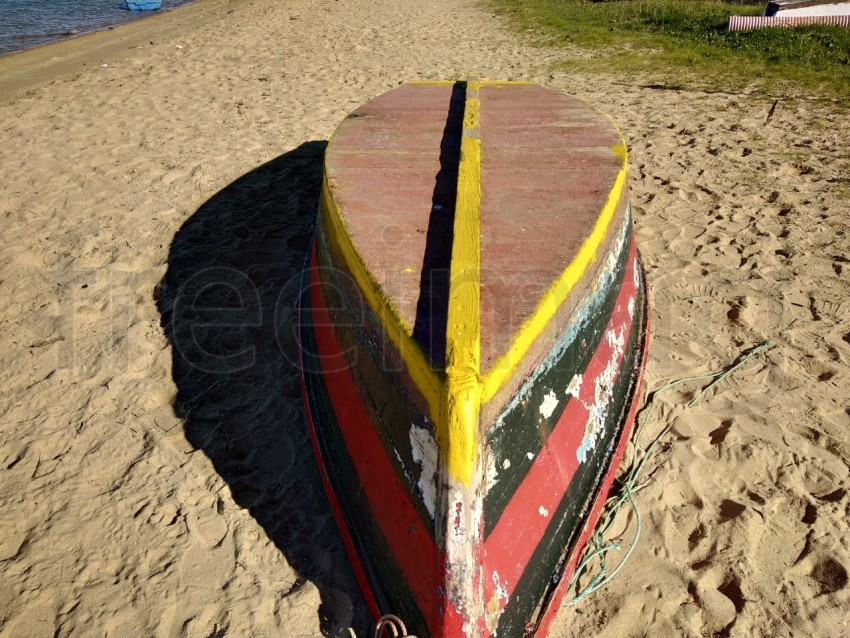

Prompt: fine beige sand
xmin=0 ymin=0 xmax=848 ymax=636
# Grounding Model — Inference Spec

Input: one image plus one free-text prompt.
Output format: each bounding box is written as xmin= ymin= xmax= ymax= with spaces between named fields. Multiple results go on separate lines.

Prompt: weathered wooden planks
xmin=299 ymin=79 xmax=649 ymax=638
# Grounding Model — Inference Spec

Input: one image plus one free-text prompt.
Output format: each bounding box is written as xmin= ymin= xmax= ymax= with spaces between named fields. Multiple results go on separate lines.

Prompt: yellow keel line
xmin=442 ymin=76 xmax=483 ymax=486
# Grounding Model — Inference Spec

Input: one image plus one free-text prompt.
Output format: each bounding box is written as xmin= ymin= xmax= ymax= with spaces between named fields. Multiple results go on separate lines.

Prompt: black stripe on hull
xmin=494 ymin=273 xmax=648 ymax=638
xmin=313 ymin=224 xmax=440 ymax=536
xmin=299 ymin=265 xmax=430 ymax=636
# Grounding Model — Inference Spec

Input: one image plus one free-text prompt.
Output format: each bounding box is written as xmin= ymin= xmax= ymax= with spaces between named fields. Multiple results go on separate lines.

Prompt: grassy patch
xmin=489 ymin=0 xmax=850 ymax=95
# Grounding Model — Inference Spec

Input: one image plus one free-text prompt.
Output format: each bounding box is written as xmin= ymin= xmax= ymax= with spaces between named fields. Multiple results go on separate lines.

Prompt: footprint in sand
xmin=810 ymin=557 xmax=848 ymax=595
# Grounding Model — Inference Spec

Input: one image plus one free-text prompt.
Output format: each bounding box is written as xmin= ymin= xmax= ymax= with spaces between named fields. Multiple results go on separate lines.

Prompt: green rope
xmin=567 ymin=340 xmax=773 ymax=605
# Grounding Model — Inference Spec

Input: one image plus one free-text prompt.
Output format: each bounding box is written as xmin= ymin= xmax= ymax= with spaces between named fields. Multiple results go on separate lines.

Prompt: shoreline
xmin=0 ymin=1 xmax=197 ymax=60
xmin=0 ymin=0 xmax=222 ymax=98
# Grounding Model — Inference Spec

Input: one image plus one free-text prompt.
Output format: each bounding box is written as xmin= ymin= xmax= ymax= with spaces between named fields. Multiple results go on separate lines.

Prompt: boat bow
xmin=299 ymin=78 xmax=649 ymax=637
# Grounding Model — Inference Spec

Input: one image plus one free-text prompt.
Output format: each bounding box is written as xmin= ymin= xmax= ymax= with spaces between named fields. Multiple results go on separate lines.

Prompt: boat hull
xmin=126 ymin=0 xmax=161 ymax=10
xmin=298 ymin=81 xmax=650 ymax=637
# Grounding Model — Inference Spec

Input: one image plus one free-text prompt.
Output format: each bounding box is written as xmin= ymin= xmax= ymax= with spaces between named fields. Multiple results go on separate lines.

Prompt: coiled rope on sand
xmin=568 ymin=340 xmax=774 ymax=605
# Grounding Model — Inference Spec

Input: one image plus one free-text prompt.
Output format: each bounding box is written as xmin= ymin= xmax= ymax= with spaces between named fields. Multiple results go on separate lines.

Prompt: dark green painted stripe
xmin=494 ymin=283 xmax=647 ymax=638
xmin=299 ymin=276 xmax=430 ymax=636
xmin=314 ymin=227 xmax=439 ymax=540
xmin=484 ymin=223 xmax=633 ymax=538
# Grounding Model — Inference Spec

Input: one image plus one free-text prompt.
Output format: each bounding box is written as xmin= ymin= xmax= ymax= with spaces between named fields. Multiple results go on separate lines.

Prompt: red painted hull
xmin=298 ymin=81 xmax=650 ymax=637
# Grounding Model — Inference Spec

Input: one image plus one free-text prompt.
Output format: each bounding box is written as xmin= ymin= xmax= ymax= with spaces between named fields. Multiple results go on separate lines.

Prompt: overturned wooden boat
xmin=299 ymin=78 xmax=649 ymax=638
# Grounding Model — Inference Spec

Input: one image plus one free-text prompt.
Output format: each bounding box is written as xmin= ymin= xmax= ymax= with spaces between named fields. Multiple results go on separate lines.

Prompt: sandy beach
xmin=0 ymin=0 xmax=848 ymax=636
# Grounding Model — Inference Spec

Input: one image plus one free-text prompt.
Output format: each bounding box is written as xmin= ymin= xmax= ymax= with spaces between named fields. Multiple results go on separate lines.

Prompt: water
xmin=0 ymin=0 xmax=194 ymax=56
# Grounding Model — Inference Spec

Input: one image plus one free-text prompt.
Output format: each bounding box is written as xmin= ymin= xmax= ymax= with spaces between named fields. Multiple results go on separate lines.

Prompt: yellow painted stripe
xmin=480 ymin=128 xmax=630 ymax=404
xmin=319 ymin=176 xmax=446 ymax=425
xmin=321 ymin=79 xmax=629 ymax=475
xmin=442 ymin=76 xmax=483 ymax=486
xmin=406 ymin=80 xmax=535 ymax=86
xmin=405 ymin=80 xmax=459 ymax=85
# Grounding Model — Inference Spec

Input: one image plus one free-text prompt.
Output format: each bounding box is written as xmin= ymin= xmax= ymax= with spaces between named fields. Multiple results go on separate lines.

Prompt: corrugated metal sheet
xmin=765 ymin=0 xmax=850 ymax=17
xmin=728 ymin=14 xmax=850 ymax=29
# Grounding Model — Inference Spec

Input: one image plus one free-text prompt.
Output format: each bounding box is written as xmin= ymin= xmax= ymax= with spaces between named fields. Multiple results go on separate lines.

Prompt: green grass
xmin=488 ymin=0 xmax=850 ymax=96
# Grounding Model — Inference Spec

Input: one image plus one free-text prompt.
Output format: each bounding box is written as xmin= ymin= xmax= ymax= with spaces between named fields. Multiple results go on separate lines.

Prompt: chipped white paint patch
xmin=394 ymin=447 xmax=415 ymax=487
xmin=486 ymin=452 xmax=499 ymax=492
xmin=577 ymin=326 xmax=626 ymax=464
xmin=605 ymin=240 xmax=619 ymax=276
xmin=539 ymin=506 xmax=549 ymax=517
xmin=565 ymin=373 xmax=583 ymax=399
xmin=444 ymin=483 xmax=485 ymax=624
xmin=539 ymin=390 xmax=559 ymax=419
xmin=527 ymin=452 xmax=534 ymax=460
xmin=492 ymin=571 xmax=509 ymax=600
xmin=410 ymin=424 xmax=438 ymax=518
xmin=628 ymin=296 xmax=635 ymax=319
xmin=605 ymin=326 xmax=625 ymax=352
xmin=486 ymin=454 xmax=513 ymax=493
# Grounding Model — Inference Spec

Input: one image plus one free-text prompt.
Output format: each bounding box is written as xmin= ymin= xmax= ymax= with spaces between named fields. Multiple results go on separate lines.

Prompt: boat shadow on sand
xmin=155 ymin=141 xmax=369 ymax=636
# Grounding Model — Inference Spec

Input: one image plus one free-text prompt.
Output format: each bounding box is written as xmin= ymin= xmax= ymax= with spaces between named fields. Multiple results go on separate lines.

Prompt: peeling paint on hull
xmin=298 ymin=80 xmax=650 ymax=638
